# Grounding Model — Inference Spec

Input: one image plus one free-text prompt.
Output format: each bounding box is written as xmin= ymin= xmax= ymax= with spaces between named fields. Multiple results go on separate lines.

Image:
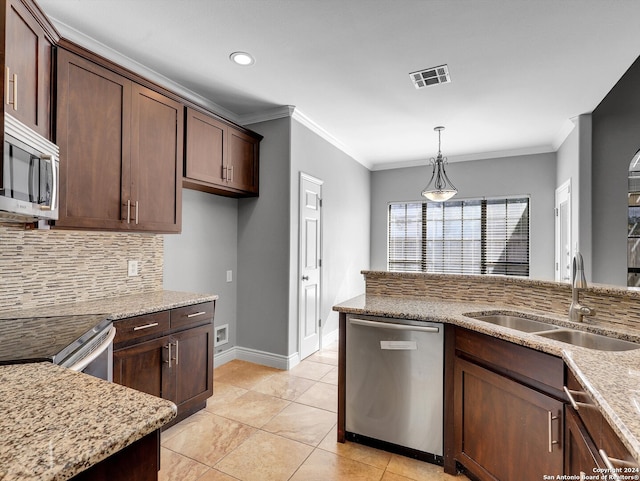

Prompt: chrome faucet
xmin=569 ymin=252 xmax=595 ymax=322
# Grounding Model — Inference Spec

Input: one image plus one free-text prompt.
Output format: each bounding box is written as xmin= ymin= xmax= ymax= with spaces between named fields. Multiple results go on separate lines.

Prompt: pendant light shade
xmin=421 ymin=126 xmax=457 ymax=202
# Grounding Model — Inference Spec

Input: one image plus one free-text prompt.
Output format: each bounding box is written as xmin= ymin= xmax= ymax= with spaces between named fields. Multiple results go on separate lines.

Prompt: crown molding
xmin=236 ymin=106 xmax=296 ymax=125
xmin=370 ymin=145 xmax=556 ymax=171
xmin=291 ymin=109 xmax=371 ymax=169
xmin=552 ymin=118 xmax=577 ymax=151
xmin=49 ymin=17 xmax=241 ymax=123
xmin=240 ymin=106 xmax=371 ymax=169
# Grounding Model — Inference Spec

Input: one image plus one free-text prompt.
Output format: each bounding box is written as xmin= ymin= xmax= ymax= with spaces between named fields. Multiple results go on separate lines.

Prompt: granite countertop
xmin=0 ymin=290 xmax=219 ymax=321
xmin=334 ymin=294 xmax=640 ymax=463
xmin=0 ymin=291 xmax=219 ymax=365
xmin=0 ymin=362 xmax=176 ymax=481
xmin=0 ymin=290 xmax=217 ymax=480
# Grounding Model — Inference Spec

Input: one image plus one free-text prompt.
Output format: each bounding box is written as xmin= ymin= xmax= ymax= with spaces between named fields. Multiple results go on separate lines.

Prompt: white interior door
xmin=299 ymin=173 xmax=323 ymax=360
xmin=555 ymin=179 xmax=572 ymax=282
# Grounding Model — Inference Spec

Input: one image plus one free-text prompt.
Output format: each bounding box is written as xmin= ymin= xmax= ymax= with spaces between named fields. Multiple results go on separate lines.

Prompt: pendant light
xmin=421 ymin=126 xmax=457 ymax=202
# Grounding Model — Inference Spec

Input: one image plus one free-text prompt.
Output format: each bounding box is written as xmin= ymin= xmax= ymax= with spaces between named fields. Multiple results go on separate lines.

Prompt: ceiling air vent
xmin=409 ymin=65 xmax=450 ymax=89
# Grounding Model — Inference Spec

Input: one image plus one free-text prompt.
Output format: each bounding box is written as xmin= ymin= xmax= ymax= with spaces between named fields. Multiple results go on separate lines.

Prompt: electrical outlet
xmin=226 ymin=270 xmax=233 ymax=282
xmin=127 ymin=260 xmax=139 ymax=277
xmin=215 ymin=324 xmax=229 ymax=347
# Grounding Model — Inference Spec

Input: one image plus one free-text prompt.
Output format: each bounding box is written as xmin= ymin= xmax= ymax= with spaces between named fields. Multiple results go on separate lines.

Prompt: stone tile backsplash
xmin=364 ymin=270 xmax=640 ymax=333
xmin=0 ymin=223 xmax=163 ymax=312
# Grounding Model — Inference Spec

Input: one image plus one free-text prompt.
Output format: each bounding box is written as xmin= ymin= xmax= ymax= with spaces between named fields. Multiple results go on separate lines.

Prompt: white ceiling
xmin=37 ymin=0 xmax=640 ymax=170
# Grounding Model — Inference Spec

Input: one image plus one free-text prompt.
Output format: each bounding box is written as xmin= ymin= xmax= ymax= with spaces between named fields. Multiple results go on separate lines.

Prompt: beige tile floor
xmin=159 ymin=343 xmax=465 ymax=481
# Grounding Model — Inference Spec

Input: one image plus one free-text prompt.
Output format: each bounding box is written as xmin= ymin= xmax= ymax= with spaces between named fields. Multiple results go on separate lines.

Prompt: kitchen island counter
xmin=334 ymin=293 xmax=640 ymax=464
xmin=0 ymin=362 xmax=176 ymax=481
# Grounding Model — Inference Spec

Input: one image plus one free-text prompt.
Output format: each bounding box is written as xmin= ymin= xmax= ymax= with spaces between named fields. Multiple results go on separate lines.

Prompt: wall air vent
xmin=409 ymin=65 xmax=451 ymax=89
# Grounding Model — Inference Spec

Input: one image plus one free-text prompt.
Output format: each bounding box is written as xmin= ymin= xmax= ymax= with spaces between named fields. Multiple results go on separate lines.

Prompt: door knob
xmin=302 ymin=276 xmax=309 ymax=281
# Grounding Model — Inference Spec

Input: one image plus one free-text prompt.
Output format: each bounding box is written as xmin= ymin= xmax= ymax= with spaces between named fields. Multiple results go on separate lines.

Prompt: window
xmin=388 ymin=197 xmax=529 ymax=276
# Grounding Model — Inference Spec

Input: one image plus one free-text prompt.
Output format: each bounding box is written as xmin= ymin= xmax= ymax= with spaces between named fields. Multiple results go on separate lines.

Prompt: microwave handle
xmin=40 ymin=154 xmax=57 ymax=211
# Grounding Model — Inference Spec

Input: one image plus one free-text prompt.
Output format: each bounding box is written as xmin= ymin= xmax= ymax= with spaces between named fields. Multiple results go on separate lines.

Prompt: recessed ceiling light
xmin=230 ymin=51 xmax=255 ymax=66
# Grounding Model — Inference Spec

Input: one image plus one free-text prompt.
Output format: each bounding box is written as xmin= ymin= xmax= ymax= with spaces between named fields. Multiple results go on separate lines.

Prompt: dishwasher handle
xmin=349 ymin=318 xmax=440 ymax=333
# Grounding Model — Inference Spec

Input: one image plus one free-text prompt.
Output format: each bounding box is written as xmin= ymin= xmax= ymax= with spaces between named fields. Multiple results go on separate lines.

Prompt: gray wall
xmin=163 ymin=189 xmax=238 ymax=353
xmin=371 ymin=153 xmax=557 ymax=280
xmin=592 ymin=56 xmax=640 ymax=286
xmin=290 ymin=119 xmax=370 ymax=352
xmin=556 ymin=114 xmax=593 ymax=280
xmin=237 ymin=117 xmax=292 ymax=357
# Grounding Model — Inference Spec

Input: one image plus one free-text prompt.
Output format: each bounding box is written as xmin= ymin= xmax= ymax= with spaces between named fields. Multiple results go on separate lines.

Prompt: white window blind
xmin=388 ymin=197 xmax=529 ymax=277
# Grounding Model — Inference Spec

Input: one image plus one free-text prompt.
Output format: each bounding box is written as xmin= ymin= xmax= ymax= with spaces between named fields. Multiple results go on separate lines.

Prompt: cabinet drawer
xmin=455 ymin=327 xmax=564 ymax=391
xmin=113 ymin=311 xmax=170 ymax=345
xmin=171 ymin=302 xmax=215 ymax=329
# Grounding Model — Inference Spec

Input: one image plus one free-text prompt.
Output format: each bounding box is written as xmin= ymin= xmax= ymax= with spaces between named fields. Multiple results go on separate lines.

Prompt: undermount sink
xmin=467 ymin=312 xmax=640 ymax=351
xmin=536 ymin=329 xmax=640 ymax=351
xmin=469 ymin=314 xmax=560 ymax=333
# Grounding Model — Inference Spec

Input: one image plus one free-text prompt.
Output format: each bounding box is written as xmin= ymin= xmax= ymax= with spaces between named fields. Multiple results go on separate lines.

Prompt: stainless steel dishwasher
xmin=346 ymin=314 xmax=443 ymax=462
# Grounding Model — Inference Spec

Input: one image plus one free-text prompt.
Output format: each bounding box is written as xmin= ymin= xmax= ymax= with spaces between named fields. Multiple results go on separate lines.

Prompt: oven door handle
xmin=68 ymin=326 xmax=116 ymax=373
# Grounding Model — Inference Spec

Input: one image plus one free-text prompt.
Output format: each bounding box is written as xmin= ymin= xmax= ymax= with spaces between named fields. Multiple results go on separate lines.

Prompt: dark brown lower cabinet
xmin=565 ymin=407 xmax=601 ymax=475
xmin=113 ymin=303 xmax=215 ymax=425
xmin=454 ymin=358 xmax=564 ymax=480
xmin=71 ymin=430 xmax=159 ymax=481
xmin=113 ymin=336 xmax=169 ymax=400
xmin=564 ymin=368 xmax=640 ymax=474
xmin=450 ymin=327 xmax=565 ymax=480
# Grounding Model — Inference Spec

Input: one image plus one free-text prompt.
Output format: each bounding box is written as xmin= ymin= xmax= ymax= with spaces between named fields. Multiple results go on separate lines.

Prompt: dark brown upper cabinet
xmin=55 ymin=47 xmax=182 ymax=233
xmin=183 ymin=107 xmax=260 ymax=198
xmin=4 ymin=0 xmax=58 ymax=139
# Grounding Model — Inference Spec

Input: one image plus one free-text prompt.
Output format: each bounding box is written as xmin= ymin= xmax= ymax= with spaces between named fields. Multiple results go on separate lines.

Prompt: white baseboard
xmin=213 ymin=346 xmax=300 ymax=370
xmin=213 ymin=333 xmax=339 ymax=371
xmin=322 ymin=328 xmax=339 ymax=347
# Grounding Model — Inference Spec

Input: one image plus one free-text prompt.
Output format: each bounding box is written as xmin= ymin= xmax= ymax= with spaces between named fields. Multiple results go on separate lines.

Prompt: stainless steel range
xmin=0 ymin=313 xmax=115 ymax=381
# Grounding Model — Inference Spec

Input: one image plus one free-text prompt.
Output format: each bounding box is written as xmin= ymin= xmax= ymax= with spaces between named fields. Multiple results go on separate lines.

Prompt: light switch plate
xmin=127 ymin=260 xmax=139 ymax=277
xmin=226 ymin=270 xmax=233 ymax=282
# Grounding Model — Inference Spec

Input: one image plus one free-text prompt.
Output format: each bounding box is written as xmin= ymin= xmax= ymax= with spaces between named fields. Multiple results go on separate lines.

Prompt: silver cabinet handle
xmin=548 ymin=411 xmax=559 ymax=453
xmin=126 ymin=200 xmax=131 ymax=223
xmin=222 ymin=165 xmax=227 ymax=181
xmin=174 ymin=340 xmax=179 ymax=365
xmin=228 ymin=165 xmax=233 ymax=182
xmin=187 ymin=311 xmax=207 ymax=318
xmin=564 ymin=386 xmax=582 ymax=410
xmin=133 ymin=322 xmax=159 ymax=331
xmin=134 ymin=201 xmax=139 ymax=225
xmin=164 ymin=342 xmax=172 ymax=368
xmin=349 ymin=318 xmax=439 ymax=333
xmin=302 ymin=276 xmax=309 ymax=281
xmin=599 ymin=449 xmax=638 ymax=476
xmin=563 ymin=386 xmax=595 ymax=411
xmin=6 ymin=69 xmax=17 ymax=111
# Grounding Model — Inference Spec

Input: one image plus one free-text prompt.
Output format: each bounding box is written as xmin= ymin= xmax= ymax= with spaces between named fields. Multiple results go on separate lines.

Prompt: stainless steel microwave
xmin=0 ymin=114 xmax=59 ymax=222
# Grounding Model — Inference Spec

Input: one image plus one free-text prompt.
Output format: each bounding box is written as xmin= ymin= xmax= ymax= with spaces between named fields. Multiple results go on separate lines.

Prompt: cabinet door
xmin=172 ymin=323 xmax=213 ymax=414
xmin=454 ymin=358 xmax=563 ymax=481
xmin=113 ymin=336 xmax=172 ymax=400
xmin=5 ymin=0 xmax=52 ymax=138
xmin=55 ymin=48 xmax=132 ymax=230
xmin=227 ymin=127 xmax=259 ymax=194
xmin=565 ymin=407 xmax=601 ymax=475
xmin=130 ymin=84 xmax=182 ymax=233
xmin=184 ymin=108 xmax=226 ymax=187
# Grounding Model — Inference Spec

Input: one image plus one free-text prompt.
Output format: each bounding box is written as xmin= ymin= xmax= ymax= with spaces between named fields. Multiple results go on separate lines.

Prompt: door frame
xmin=298 ymin=172 xmax=324 ymax=360
xmin=555 ymin=179 xmax=572 ymax=282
